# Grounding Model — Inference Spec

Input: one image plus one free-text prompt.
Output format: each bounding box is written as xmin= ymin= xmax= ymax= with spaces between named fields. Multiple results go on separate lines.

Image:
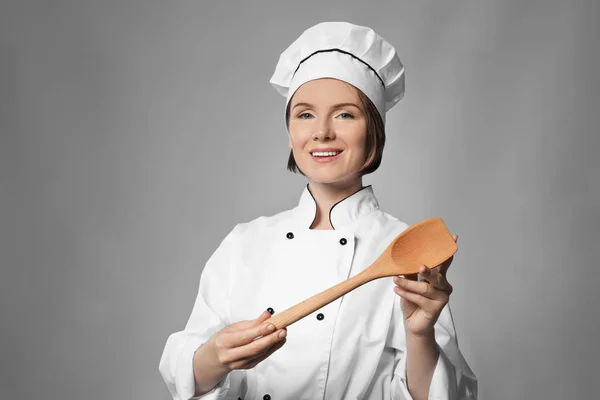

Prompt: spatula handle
xmin=264 ymin=268 xmax=379 ymax=330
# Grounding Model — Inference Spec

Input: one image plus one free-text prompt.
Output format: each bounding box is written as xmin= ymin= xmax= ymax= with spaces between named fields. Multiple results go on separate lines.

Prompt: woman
xmin=159 ymin=21 xmax=477 ymax=400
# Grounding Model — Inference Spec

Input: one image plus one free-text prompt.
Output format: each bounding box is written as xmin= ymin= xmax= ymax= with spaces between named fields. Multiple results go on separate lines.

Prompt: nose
xmin=312 ymin=118 xmax=335 ymax=141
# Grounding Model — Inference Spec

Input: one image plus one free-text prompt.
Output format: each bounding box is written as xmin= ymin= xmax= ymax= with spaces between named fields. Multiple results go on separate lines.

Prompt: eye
xmin=298 ymin=112 xmax=313 ymax=119
xmin=338 ymin=112 xmax=354 ymax=119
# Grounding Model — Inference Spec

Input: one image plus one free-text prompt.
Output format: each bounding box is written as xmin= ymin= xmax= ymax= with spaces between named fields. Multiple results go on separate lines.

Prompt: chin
xmin=297 ymin=157 xmax=362 ymax=184
xmin=304 ymin=170 xmax=358 ymax=185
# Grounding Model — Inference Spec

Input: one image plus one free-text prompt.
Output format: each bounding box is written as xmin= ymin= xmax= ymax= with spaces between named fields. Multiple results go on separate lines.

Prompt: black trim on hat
xmin=293 ymin=48 xmax=385 ymax=88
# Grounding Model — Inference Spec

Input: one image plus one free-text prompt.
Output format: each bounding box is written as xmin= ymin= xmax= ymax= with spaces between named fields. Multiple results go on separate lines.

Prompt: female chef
xmin=159 ymin=21 xmax=477 ymax=400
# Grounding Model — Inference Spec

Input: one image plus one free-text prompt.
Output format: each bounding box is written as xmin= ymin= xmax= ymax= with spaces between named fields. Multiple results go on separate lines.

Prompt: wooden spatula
xmin=265 ymin=217 xmax=458 ymax=330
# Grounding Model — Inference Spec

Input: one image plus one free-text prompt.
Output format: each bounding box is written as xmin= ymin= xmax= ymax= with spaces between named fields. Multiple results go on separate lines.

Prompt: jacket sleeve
xmin=159 ymin=224 xmax=241 ymax=400
xmin=388 ymin=298 xmax=478 ymax=400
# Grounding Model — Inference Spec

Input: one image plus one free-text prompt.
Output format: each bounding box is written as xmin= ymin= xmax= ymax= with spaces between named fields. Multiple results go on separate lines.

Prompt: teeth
xmin=312 ymin=151 xmax=340 ymax=157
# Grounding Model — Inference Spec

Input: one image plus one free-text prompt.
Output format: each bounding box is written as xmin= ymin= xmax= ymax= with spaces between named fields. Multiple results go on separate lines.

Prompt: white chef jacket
xmin=159 ymin=184 xmax=477 ymax=400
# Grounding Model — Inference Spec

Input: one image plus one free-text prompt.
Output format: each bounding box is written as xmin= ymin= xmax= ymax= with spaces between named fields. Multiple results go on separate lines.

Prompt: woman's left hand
xmin=393 ymin=234 xmax=458 ymax=337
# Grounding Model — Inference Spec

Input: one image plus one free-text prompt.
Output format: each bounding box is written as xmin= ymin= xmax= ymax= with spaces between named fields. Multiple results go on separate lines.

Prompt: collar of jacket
xmin=294 ymin=184 xmax=380 ymax=230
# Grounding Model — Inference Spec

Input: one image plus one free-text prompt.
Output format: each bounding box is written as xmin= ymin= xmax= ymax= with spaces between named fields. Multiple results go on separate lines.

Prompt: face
xmin=288 ymin=78 xmax=368 ymax=186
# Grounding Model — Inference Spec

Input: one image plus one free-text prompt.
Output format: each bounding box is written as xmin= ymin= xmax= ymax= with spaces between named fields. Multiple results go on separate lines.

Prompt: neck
xmin=307 ymin=177 xmax=364 ymax=230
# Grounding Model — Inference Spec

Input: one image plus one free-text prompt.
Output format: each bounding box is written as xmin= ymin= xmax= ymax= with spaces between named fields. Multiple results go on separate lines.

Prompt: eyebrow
xmin=291 ymin=102 xmax=361 ymax=111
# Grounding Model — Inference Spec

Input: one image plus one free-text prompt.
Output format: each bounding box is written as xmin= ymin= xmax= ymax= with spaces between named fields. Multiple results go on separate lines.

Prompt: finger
xmin=394 ymin=275 xmax=432 ymax=293
xmin=228 ymin=329 xmax=287 ymax=369
xmin=439 ymin=234 xmax=458 ymax=274
xmin=429 ymin=273 xmax=453 ymax=295
xmin=235 ymin=323 xmax=276 ymax=347
xmin=224 ymin=328 xmax=287 ymax=364
xmin=220 ymin=330 xmax=284 ymax=367
xmin=397 ymin=272 xmax=419 ymax=281
xmin=418 ymin=266 xmax=452 ymax=293
xmin=417 ymin=263 xmax=448 ymax=283
xmin=438 ymin=255 xmax=454 ymax=276
xmin=394 ymin=285 xmax=445 ymax=317
xmin=255 ymin=310 xmax=272 ymax=324
xmin=221 ymin=310 xmax=270 ymax=333
xmin=417 ymin=265 xmax=433 ymax=283
xmin=427 ymin=269 xmax=445 ymax=289
xmin=231 ymin=336 xmax=288 ymax=370
xmin=238 ymin=335 xmax=288 ymax=370
xmin=394 ymin=276 xmax=450 ymax=301
xmin=221 ymin=315 xmax=277 ymax=348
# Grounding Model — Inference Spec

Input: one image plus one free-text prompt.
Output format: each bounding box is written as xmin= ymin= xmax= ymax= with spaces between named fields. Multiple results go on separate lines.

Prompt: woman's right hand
xmin=208 ymin=310 xmax=287 ymax=371
xmin=193 ymin=311 xmax=287 ymax=396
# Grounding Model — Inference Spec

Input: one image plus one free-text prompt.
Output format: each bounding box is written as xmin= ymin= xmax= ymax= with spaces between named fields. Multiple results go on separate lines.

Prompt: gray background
xmin=1 ymin=1 xmax=598 ymax=399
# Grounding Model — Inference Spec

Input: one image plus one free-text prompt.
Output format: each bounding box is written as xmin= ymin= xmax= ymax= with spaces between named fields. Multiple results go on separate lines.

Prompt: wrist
xmin=405 ymin=330 xmax=439 ymax=358
xmin=405 ymin=327 xmax=435 ymax=341
xmin=197 ymin=340 xmax=231 ymax=373
xmin=192 ymin=341 xmax=231 ymax=396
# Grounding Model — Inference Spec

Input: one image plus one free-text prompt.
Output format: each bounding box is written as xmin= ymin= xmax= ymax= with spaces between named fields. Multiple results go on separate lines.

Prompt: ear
xmin=288 ymin=136 xmax=292 ymax=149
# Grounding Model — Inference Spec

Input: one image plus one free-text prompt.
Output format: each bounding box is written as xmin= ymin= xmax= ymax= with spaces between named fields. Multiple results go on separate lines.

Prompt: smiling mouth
xmin=310 ymin=150 xmax=342 ymax=157
xmin=310 ymin=151 xmax=343 ymax=163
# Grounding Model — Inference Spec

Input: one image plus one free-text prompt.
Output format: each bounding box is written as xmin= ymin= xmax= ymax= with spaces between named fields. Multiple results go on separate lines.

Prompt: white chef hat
xmin=269 ymin=21 xmax=405 ymax=131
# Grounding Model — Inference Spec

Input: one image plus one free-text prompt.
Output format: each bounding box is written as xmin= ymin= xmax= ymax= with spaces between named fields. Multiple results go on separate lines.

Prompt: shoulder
xmin=228 ymin=207 xmax=296 ymax=238
xmin=364 ymin=207 xmax=411 ymax=236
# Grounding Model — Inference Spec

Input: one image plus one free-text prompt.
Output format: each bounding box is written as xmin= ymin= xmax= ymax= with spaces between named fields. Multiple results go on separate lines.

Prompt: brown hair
xmin=285 ymin=88 xmax=386 ymax=177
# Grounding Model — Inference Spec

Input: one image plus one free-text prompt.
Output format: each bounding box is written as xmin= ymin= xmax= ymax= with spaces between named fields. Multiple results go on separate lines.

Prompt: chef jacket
xmin=159 ymin=185 xmax=477 ymax=400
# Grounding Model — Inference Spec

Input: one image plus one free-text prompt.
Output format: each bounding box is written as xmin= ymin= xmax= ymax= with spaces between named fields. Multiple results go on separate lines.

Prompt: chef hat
xmin=270 ymin=21 xmax=405 ymax=131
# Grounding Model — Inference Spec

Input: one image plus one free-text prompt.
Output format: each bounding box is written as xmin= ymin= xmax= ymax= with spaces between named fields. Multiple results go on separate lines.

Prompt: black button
xmin=316 ymin=313 xmax=324 ymax=321
xmin=286 ymin=232 xmax=294 ymax=239
xmin=238 ymin=398 xmax=242 ymax=400
xmin=263 ymin=395 xmax=271 ymax=400
xmin=339 ymin=238 xmax=347 ymax=245
xmin=267 ymin=307 xmax=274 ymax=315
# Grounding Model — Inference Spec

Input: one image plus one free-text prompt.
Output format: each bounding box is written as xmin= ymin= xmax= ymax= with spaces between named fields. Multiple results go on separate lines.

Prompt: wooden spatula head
xmin=376 ymin=217 xmax=458 ymax=277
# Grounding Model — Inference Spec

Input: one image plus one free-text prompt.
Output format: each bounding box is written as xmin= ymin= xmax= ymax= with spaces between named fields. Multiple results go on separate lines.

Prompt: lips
xmin=310 ymin=151 xmax=342 ymax=163
xmin=309 ymin=148 xmax=343 ymax=154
